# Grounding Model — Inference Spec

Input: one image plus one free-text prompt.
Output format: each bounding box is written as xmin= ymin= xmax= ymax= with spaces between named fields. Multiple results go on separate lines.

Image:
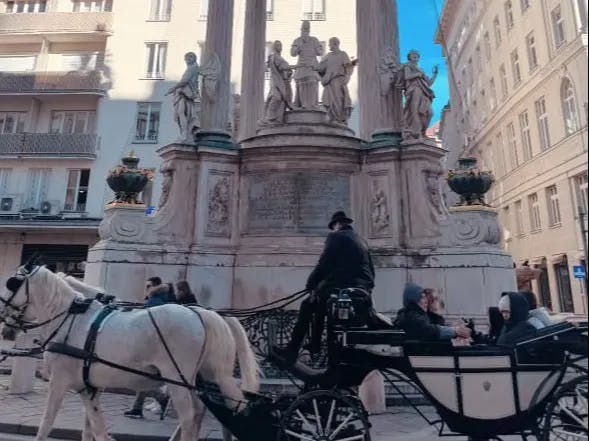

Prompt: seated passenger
xmin=424 ymin=288 xmax=445 ymax=325
xmin=496 ymin=292 xmax=537 ymax=345
xmin=521 ymin=291 xmax=552 ymax=330
xmin=394 ymin=283 xmax=471 ymax=341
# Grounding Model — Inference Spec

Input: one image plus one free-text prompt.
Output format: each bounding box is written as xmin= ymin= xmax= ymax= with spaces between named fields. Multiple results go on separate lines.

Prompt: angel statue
xmin=165 ymin=51 xmax=221 ymax=144
xmin=397 ymin=49 xmax=438 ymax=140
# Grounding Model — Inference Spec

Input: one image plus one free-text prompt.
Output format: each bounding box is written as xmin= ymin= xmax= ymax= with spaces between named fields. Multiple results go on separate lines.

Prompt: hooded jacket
xmin=394 ymin=283 xmax=456 ymax=340
xmin=497 ymin=292 xmax=537 ymax=345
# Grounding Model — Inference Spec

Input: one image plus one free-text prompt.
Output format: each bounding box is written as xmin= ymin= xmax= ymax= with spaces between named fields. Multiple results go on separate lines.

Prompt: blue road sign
xmin=573 ymin=265 xmax=586 ymax=279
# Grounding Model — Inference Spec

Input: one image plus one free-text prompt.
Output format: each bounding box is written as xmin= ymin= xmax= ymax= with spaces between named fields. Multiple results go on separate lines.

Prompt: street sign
xmin=573 ymin=265 xmax=587 ymax=279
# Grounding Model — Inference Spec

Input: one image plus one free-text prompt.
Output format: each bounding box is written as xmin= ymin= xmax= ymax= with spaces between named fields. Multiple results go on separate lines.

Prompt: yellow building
xmin=438 ymin=0 xmax=588 ymax=313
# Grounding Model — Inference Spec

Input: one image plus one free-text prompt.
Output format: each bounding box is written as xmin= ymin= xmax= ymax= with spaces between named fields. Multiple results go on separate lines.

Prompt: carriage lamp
xmin=335 ymin=290 xmax=354 ymax=321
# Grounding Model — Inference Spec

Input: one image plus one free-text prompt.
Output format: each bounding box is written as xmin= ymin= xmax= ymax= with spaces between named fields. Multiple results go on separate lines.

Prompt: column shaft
xmin=238 ymin=0 xmax=267 ymax=141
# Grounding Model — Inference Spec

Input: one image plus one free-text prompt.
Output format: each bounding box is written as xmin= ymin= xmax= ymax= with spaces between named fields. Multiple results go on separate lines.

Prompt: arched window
xmin=561 ymin=78 xmax=579 ymax=135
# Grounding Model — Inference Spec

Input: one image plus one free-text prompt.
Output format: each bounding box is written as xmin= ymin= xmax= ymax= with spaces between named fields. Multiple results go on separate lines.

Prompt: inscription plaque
xmin=246 ymin=172 xmax=351 ymax=235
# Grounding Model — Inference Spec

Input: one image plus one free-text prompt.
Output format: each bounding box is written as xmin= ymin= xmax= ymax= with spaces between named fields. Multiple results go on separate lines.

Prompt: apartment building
xmin=0 ymin=0 xmax=359 ymax=277
xmin=438 ymin=0 xmax=588 ymax=313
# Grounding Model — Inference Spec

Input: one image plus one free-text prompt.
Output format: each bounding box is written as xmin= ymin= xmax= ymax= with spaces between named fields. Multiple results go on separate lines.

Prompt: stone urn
xmin=106 ymin=153 xmax=152 ymax=204
xmin=447 ymin=157 xmax=494 ymax=206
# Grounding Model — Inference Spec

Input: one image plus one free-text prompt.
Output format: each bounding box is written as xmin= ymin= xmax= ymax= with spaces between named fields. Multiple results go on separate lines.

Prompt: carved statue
xmin=424 ymin=167 xmax=446 ymax=216
xmin=379 ymin=47 xmax=402 ymax=97
xmin=291 ymin=20 xmax=323 ymax=110
xmin=157 ymin=162 xmax=174 ymax=211
xmin=315 ymin=37 xmax=356 ymax=125
xmin=371 ymin=180 xmax=390 ymax=233
xmin=165 ymin=51 xmax=221 ymax=143
xmin=259 ymin=40 xmax=293 ymax=127
xmin=207 ymin=176 xmax=231 ymax=237
xmin=398 ymin=50 xmax=438 ymax=140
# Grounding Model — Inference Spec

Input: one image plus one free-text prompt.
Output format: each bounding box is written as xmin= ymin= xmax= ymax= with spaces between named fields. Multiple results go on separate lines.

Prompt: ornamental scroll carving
xmin=206 ymin=172 xmax=233 ymax=238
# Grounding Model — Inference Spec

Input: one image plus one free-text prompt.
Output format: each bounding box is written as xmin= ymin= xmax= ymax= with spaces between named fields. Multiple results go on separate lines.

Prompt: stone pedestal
xmin=9 ymin=333 xmax=37 ymax=394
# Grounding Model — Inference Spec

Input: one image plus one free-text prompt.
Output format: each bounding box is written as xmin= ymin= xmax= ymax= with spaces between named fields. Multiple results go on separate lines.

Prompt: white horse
xmin=0 ymin=264 xmax=259 ymax=441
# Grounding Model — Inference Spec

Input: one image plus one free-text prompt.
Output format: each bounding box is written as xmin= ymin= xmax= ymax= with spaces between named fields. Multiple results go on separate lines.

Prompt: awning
xmin=549 ymin=253 xmax=568 ymax=264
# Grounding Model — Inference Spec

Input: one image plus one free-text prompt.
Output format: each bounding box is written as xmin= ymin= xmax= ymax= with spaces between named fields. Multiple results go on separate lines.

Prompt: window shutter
xmin=302 ymin=0 xmax=312 ymax=15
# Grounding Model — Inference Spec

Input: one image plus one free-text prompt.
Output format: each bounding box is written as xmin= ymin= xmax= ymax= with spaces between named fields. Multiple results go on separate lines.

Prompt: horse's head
xmin=0 ymin=253 xmax=44 ymax=328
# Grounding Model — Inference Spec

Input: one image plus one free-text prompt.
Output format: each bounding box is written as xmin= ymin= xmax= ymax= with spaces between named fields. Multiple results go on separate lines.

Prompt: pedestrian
xmin=176 ymin=281 xmax=198 ymax=305
xmin=274 ymin=211 xmax=375 ymax=364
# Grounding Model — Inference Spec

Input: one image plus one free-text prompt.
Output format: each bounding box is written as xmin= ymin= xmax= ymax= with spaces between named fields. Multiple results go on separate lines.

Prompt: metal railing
xmin=0 ymin=133 xmax=97 ymax=157
xmin=0 ymin=11 xmax=113 ymax=34
xmin=0 ymin=71 xmax=106 ymax=94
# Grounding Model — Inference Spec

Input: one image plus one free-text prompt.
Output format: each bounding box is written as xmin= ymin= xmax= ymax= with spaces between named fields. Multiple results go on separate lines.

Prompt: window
xmin=64 ymin=169 xmax=90 ymax=212
xmin=510 ymin=49 xmax=522 ymax=85
xmin=0 ymin=112 xmax=26 ymax=134
xmin=519 ymin=110 xmax=533 ymax=160
xmin=50 ymin=111 xmax=96 ymax=134
xmin=526 ymin=32 xmax=538 ymax=71
xmin=266 ymin=0 xmax=273 ymax=20
xmin=575 ymin=174 xmax=588 ymax=215
xmin=535 ymin=96 xmax=551 ymax=151
xmin=148 ymin=0 xmax=172 ymax=21
xmin=493 ymin=15 xmax=502 ymax=47
xmin=496 ymin=132 xmax=507 ymax=176
xmin=499 ymin=64 xmax=508 ymax=100
xmin=507 ymin=122 xmax=519 ymax=168
xmin=483 ymin=32 xmax=492 ymax=59
xmin=528 ymin=193 xmax=542 ymax=231
xmin=134 ymin=102 xmax=161 ymax=142
xmin=504 ymin=1 xmax=514 ymax=30
xmin=72 ymin=0 xmax=113 ymax=12
xmin=551 ymin=5 xmax=566 ymax=47
xmin=24 ymin=168 xmax=51 ymax=210
xmin=515 ymin=200 xmax=524 ymax=234
xmin=61 ymin=53 xmax=100 ymax=71
xmin=302 ymin=0 xmax=325 ymax=21
xmin=490 ymin=78 xmax=497 ymax=111
xmin=520 ymin=0 xmax=530 ymax=12
xmin=561 ymin=78 xmax=579 ymax=135
xmin=199 ymin=0 xmax=208 ymax=19
xmin=546 ymin=185 xmax=562 ymax=225
xmin=0 ymin=168 xmax=12 ymax=195
xmin=5 ymin=1 xmax=47 ymax=13
xmin=0 ymin=55 xmax=36 ymax=72
xmin=145 ymin=42 xmax=167 ymax=79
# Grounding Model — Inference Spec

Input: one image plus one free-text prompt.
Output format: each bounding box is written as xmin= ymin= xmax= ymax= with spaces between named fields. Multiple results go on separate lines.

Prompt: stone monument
xmin=290 ymin=20 xmax=323 ymax=110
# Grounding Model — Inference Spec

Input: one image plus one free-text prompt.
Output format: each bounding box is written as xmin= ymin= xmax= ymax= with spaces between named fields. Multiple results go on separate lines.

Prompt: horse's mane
xmin=57 ymin=273 xmax=105 ymax=297
xmin=32 ymin=267 xmax=84 ymax=317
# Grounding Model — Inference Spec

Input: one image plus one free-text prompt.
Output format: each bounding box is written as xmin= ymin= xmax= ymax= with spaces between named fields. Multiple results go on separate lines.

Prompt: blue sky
xmin=398 ymin=0 xmax=448 ymax=124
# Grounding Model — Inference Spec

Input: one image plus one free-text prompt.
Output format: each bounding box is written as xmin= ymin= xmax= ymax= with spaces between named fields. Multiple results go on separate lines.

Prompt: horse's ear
xmin=23 ymin=252 xmax=41 ymax=273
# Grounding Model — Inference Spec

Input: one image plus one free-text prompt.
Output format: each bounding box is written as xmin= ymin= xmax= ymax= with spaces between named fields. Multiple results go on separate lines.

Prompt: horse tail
xmin=223 ymin=316 xmax=261 ymax=393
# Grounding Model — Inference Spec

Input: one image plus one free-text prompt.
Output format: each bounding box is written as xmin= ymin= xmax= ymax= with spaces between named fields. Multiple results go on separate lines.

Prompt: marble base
xmin=255 ymin=109 xmax=355 ymax=138
xmin=196 ymin=130 xmax=235 ymax=150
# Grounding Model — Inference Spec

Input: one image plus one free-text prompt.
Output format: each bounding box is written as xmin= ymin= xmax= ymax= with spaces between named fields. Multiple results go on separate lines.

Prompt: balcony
xmin=0 ymin=133 xmax=97 ymax=158
xmin=0 ymin=71 xmax=106 ymax=95
xmin=0 ymin=12 xmax=113 ymax=37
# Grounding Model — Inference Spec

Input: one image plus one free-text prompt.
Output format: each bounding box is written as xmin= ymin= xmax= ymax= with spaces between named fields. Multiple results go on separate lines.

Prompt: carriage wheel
xmin=542 ymin=376 xmax=588 ymax=441
xmin=279 ymin=389 xmax=371 ymax=441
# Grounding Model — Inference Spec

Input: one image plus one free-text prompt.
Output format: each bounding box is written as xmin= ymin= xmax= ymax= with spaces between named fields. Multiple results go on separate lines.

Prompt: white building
xmin=0 ymin=0 xmax=359 ymax=277
xmin=437 ymin=0 xmax=588 ymax=313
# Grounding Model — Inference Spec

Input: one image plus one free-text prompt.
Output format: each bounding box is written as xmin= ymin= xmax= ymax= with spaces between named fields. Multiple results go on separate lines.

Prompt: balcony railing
xmin=0 ymin=12 xmax=113 ymax=35
xmin=0 ymin=133 xmax=97 ymax=157
xmin=0 ymin=71 xmax=106 ymax=94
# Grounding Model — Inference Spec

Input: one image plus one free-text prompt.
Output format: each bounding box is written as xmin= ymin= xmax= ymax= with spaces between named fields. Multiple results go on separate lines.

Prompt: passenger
xmin=395 ymin=283 xmax=471 ymax=341
xmin=166 ymin=282 xmax=177 ymax=303
xmin=496 ymin=292 xmax=537 ymax=345
xmin=144 ymin=277 xmax=173 ymax=307
xmin=176 ymin=280 xmax=199 ymax=305
xmin=424 ymin=288 xmax=445 ymax=325
xmin=487 ymin=306 xmax=504 ymax=343
xmin=521 ymin=291 xmax=552 ymax=330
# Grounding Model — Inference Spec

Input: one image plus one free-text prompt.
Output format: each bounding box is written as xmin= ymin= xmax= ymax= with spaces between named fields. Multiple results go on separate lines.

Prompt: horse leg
xmin=166 ymin=385 xmax=199 ymax=441
xmin=81 ymin=413 xmax=93 ymax=441
xmin=34 ymin=378 xmax=68 ymax=441
xmin=80 ymin=391 xmax=111 ymax=441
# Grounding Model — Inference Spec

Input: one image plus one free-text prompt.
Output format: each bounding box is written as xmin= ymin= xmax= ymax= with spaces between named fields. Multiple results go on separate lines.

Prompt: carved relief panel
xmin=368 ymin=173 xmax=391 ymax=238
xmin=205 ymin=171 xmax=233 ymax=238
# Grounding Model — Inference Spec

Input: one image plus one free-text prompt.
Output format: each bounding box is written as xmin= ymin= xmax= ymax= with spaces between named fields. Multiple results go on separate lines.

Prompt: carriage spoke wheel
xmin=543 ymin=376 xmax=588 ymax=441
xmin=279 ymin=390 xmax=371 ymax=441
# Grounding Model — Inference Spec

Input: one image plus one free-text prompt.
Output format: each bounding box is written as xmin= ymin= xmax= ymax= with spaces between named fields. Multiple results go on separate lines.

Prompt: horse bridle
xmin=1 ymin=266 xmax=37 ymax=329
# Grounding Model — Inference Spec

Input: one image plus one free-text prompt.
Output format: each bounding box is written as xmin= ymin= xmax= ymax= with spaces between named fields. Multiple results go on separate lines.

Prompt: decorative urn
xmin=106 ymin=152 xmax=153 ymax=204
xmin=447 ymin=157 xmax=495 ymax=206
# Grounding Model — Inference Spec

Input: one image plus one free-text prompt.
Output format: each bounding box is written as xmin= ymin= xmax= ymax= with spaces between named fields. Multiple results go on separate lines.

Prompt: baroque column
xmin=200 ymin=0 xmax=235 ymax=147
xmin=356 ymin=0 xmax=402 ymax=141
xmin=238 ymin=0 xmax=267 ymax=141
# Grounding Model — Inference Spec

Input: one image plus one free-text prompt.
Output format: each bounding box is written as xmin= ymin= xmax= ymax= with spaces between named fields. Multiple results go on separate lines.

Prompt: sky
xmin=398 ymin=0 xmax=448 ymax=125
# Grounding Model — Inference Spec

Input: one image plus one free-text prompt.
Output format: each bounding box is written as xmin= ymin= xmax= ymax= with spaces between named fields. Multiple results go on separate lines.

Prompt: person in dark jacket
xmin=276 ymin=211 xmax=375 ymax=363
xmin=176 ymin=280 xmax=198 ymax=305
xmin=394 ymin=282 xmax=471 ymax=341
xmin=424 ymin=288 xmax=445 ymax=325
xmin=496 ymin=292 xmax=537 ymax=345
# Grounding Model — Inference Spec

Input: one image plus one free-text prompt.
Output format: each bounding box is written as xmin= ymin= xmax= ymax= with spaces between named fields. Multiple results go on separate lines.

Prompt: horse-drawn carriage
xmin=0 ymin=263 xmax=587 ymax=441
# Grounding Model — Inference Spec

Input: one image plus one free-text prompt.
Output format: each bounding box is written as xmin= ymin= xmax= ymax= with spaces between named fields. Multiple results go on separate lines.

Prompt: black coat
xmin=394 ymin=304 xmax=452 ymax=340
xmin=497 ymin=292 xmax=536 ymax=345
xmin=306 ymin=225 xmax=375 ymax=294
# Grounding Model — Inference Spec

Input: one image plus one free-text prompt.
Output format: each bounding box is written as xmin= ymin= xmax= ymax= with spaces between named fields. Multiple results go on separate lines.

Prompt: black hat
xmin=328 ymin=211 xmax=353 ymax=230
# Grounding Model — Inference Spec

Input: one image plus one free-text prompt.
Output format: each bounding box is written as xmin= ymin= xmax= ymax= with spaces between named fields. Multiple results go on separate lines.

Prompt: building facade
xmin=438 ymin=0 xmax=588 ymax=313
xmin=0 ymin=0 xmax=359 ymax=278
